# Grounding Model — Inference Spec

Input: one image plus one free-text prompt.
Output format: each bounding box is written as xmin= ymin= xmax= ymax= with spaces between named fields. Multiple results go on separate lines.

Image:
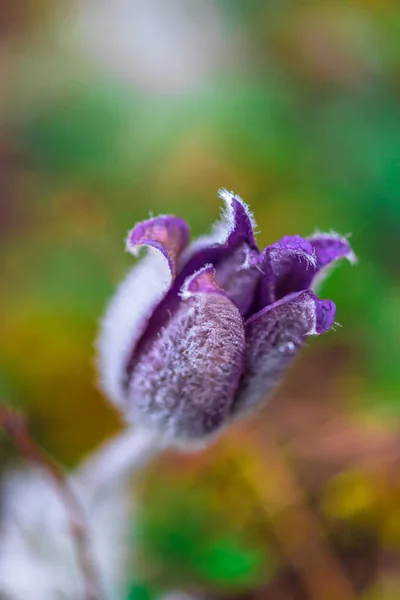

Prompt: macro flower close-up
xmin=2 ymin=3 xmax=400 ymax=599
xmin=98 ymin=189 xmax=355 ymax=444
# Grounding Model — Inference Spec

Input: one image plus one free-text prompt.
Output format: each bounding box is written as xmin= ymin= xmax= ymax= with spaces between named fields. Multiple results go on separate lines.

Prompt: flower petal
xmin=125 ymin=266 xmax=246 ymax=443
xmin=183 ymin=189 xmax=258 ymax=258
xmin=309 ymin=232 xmax=356 ymax=266
xmin=231 ymin=290 xmax=335 ymax=418
xmin=218 ymin=188 xmax=258 ymax=250
xmin=98 ymin=215 xmax=190 ymax=409
xmin=308 ymin=232 xmax=356 ymax=291
xmin=258 ymin=233 xmax=356 ymax=305
xmin=315 ymin=299 xmax=336 ymax=333
xmin=97 ymin=250 xmax=171 ymax=408
xmin=177 ymin=190 xmax=260 ymax=315
xmin=258 ymin=236 xmax=316 ymax=307
xmin=180 ymin=263 xmax=225 ymax=297
xmin=127 ymin=215 xmax=190 ymax=280
xmin=214 ymin=244 xmax=261 ymax=316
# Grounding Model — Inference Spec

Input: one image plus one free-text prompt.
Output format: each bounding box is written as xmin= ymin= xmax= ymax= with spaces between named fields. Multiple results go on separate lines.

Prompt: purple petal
xmin=174 ymin=190 xmax=260 ymax=315
xmin=176 ymin=243 xmax=261 ymax=317
xmin=183 ymin=189 xmax=258 ymax=259
xmin=316 ymin=299 xmax=336 ymax=333
xmin=214 ymin=245 xmax=261 ymax=316
xmin=308 ymin=232 xmax=356 ymax=291
xmin=99 ymin=215 xmax=189 ymax=408
xmin=231 ymin=289 xmax=336 ymax=418
xmin=126 ymin=266 xmax=246 ymax=442
xmin=258 ymin=233 xmax=356 ymax=307
xmin=218 ymin=189 xmax=258 ymax=250
xmin=309 ymin=232 xmax=356 ymax=267
xmin=126 ymin=215 xmax=190 ymax=279
xmin=180 ymin=263 xmax=224 ymax=297
xmin=125 ymin=242 xmax=260 ymax=379
xmin=258 ymin=236 xmax=317 ymax=307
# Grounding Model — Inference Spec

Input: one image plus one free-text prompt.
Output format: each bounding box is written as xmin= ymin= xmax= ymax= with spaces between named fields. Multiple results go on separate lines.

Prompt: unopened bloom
xmin=98 ymin=190 xmax=355 ymax=445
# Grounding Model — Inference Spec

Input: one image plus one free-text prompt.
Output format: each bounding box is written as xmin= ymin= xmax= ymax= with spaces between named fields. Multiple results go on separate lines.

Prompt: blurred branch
xmin=0 ymin=403 xmax=103 ymax=600
xmin=224 ymin=425 xmax=357 ymax=600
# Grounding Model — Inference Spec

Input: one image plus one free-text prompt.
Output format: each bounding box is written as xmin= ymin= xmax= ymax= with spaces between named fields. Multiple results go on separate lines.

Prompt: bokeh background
xmin=1 ymin=1 xmax=400 ymax=599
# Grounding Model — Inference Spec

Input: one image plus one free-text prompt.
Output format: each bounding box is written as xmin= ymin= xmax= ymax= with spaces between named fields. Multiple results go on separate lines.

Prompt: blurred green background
xmin=0 ymin=1 xmax=399 ymax=599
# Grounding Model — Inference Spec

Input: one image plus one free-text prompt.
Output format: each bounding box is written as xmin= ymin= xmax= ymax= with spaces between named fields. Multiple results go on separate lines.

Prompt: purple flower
xmin=98 ymin=190 xmax=355 ymax=445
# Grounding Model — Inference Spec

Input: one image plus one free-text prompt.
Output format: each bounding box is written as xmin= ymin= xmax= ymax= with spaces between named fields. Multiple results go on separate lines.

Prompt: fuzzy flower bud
xmin=98 ymin=190 xmax=355 ymax=445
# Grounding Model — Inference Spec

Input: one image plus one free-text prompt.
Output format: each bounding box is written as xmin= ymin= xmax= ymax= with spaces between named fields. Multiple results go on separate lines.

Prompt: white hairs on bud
xmin=218 ymin=188 xmax=257 ymax=232
xmin=308 ymin=231 xmax=357 ymax=293
xmin=308 ymin=230 xmax=357 ymax=265
xmin=179 ymin=189 xmax=257 ymax=263
xmin=97 ymin=248 xmax=170 ymax=408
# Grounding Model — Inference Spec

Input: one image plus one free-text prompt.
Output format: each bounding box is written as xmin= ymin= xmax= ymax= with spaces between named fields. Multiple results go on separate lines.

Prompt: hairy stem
xmin=73 ymin=426 xmax=163 ymax=504
xmin=0 ymin=404 xmax=103 ymax=600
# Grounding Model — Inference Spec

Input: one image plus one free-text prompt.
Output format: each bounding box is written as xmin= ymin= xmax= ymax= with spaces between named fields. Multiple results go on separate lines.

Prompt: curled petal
xmin=259 ymin=233 xmax=356 ymax=304
xmin=308 ymin=232 xmax=357 ymax=292
xmin=259 ymin=236 xmax=316 ymax=307
xmin=177 ymin=190 xmax=260 ymax=315
xmin=181 ymin=189 xmax=258 ymax=262
xmin=180 ymin=264 xmax=224 ymax=297
xmin=126 ymin=215 xmax=190 ymax=280
xmin=126 ymin=266 xmax=246 ymax=443
xmin=309 ymin=232 xmax=356 ymax=267
xmin=98 ymin=215 xmax=190 ymax=408
xmin=231 ymin=290 xmax=336 ymax=418
xmin=177 ymin=242 xmax=261 ymax=317
xmin=218 ymin=188 xmax=258 ymax=250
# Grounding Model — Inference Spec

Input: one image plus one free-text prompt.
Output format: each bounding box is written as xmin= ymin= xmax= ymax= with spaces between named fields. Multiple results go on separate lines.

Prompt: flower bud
xmin=98 ymin=190 xmax=355 ymax=445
